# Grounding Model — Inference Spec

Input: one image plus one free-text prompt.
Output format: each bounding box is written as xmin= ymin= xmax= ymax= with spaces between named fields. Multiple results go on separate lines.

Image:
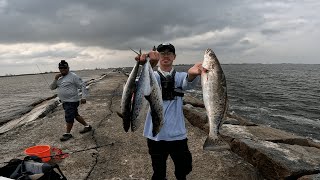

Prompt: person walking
xmin=135 ymin=43 xmax=203 ymax=180
xmin=50 ymin=60 xmax=92 ymax=141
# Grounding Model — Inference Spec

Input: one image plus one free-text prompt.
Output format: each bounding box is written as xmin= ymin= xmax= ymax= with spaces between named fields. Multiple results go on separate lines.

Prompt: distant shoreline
xmin=0 ymin=68 xmax=106 ymax=78
xmin=0 ymin=72 xmax=57 ymax=78
xmin=1 ymin=63 xmax=320 ymax=78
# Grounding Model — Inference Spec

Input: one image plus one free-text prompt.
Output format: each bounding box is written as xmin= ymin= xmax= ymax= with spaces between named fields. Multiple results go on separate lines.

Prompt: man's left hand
xmin=80 ymin=99 xmax=86 ymax=104
xmin=188 ymin=62 xmax=203 ymax=75
xmin=187 ymin=62 xmax=203 ymax=81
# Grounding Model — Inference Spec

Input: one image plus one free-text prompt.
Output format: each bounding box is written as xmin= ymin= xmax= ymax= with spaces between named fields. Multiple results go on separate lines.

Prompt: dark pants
xmin=147 ymin=138 xmax=192 ymax=180
xmin=62 ymin=102 xmax=80 ymax=123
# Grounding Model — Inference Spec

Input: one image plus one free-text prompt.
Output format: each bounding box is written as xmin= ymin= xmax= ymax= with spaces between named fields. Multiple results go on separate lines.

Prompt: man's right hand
xmin=134 ymin=50 xmax=160 ymax=68
xmin=148 ymin=51 xmax=160 ymax=68
xmin=55 ymin=73 xmax=62 ymax=80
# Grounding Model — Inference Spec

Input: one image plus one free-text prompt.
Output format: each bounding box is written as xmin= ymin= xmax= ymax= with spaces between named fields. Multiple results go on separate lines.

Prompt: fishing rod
xmin=46 ymin=142 xmax=115 ymax=160
xmin=36 ymin=64 xmax=50 ymax=87
xmin=129 ymin=46 xmax=156 ymax=55
xmin=60 ymin=142 xmax=114 ymax=155
xmin=129 ymin=48 xmax=141 ymax=55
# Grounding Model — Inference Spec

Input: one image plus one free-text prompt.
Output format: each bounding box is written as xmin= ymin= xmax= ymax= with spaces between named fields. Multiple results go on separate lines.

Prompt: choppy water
xmin=1 ymin=65 xmax=319 ymax=141
xmin=177 ymin=64 xmax=320 ymax=141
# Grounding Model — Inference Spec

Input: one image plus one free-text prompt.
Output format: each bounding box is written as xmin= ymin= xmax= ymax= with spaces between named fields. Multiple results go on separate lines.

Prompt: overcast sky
xmin=0 ymin=0 xmax=319 ymax=75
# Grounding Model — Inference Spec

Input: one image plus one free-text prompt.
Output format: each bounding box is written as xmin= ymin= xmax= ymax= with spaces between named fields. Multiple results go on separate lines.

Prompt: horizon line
xmin=1 ymin=63 xmax=320 ymax=77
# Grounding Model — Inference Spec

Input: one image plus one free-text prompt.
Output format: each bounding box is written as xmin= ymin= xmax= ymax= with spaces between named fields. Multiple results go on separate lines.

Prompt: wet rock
xmin=183 ymin=101 xmax=320 ymax=180
xmin=231 ymin=138 xmax=320 ymax=179
xmin=183 ymin=104 xmax=208 ymax=133
xmin=221 ymin=124 xmax=302 ymax=142
xmin=298 ymin=174 xmax=320 ymax=180
xmin=183 ymin=94 xmax=205 ymax=108
xmin=0 ymin=98 xmax=60 ymax=134
xmin=226 ymin=112 xmax=257 ymax=126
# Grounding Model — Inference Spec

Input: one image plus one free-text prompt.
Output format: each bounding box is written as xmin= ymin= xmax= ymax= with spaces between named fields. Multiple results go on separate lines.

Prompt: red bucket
xmin=24 ymin=145 xmax=51 ymax=162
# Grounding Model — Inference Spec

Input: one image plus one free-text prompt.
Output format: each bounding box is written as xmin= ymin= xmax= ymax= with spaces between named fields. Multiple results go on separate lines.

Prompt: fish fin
xmin=152 ymin=130 xmax=158 ymax=137
xmin=116 ymin=111 xmax=123 ymax=118
xmin=203 ymin=136 xmax=230 ymax=151
xmin=144 ymin=95 xmax=153 ymax=104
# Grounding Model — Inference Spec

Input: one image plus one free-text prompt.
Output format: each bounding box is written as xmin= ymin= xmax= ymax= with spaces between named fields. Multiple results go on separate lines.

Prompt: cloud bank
xmin=0 ymin=0 xmax=319 ymax=75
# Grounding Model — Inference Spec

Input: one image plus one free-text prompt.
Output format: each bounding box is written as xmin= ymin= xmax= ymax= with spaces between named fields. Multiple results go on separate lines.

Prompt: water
xmin=1 ymin=65 xmax=319 ymax=141
xmin=177 ymin=64 xmax=320 ymax=141
xmin=0 ymin=69 xmax=108 ymax=125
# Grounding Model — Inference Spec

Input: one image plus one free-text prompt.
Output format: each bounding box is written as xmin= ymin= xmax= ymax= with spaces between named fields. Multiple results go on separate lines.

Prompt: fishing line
xmin=47 ymin=142 xmax=115 ymax=159
xmin=36 ymin=64 xmax=50 ymax=87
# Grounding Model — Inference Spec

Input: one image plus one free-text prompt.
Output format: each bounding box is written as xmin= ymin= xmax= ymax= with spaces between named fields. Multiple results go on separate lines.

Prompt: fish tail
xmin=151 ymin=112 xmax=162 ymax=137
xmin=123 ymin=119 xmax=130 ymax=132
xmin=152 ymin=122 xmax=161 ymax=137
xmin=203 ymin=136 xmax=230 ymax=151
xmin=116 ymin=111 xmax=131 ymax=132
xmin=130 ymin=120 xmax=137 ymax=132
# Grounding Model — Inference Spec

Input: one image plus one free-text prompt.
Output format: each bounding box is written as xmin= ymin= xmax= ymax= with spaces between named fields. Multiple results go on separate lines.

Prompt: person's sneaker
xmin=60 ymin=133 xmax=73 ymax=141
xmin=79 ymin=125 xmax=92 ymax=134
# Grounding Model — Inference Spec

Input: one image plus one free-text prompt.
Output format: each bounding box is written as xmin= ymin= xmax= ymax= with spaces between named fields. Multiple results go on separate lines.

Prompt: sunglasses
xmin=159 ymin=52 xmax=174 ymax=56
xmin=59 ymin=67 xmax=68 ymax=69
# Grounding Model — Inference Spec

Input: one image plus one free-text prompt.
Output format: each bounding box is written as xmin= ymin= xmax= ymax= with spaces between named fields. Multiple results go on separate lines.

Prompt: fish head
xmin=202 ymin=48 xmax=219 ymax=71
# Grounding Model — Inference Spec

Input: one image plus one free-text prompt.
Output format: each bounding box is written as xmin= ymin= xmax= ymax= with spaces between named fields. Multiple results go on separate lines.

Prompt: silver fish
xmin=130 ymin=61 xmax=150 ymax=132
xmin=144 ymin=60 xmax=164 ymax=136
xmin=201 ymin=48 xmax=229 ymax=151
xmin=119 ymin=61 xmax=140 ymax=132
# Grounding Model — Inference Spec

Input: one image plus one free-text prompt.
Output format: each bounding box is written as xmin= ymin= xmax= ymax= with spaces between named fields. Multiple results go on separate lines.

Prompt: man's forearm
xmin=81 ymin=83 xmax=87 ymax=99
xmin=49 ymin=80 xmax=58 ymax=90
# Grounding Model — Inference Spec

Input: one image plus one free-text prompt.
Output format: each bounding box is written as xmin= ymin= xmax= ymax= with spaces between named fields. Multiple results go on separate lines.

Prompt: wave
xmin=271 ymin=114 xmax=320 ymax=126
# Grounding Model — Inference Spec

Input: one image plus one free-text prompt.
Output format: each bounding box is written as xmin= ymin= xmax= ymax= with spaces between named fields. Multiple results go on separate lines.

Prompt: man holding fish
xmin=135 ymin=43 xmax=202 ymax=180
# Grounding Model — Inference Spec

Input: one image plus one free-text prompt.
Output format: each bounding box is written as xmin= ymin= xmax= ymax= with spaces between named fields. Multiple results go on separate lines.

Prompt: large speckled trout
xmin=144 ymin=59 xmax=164 ymax=136
xmin=130 ymin=59 xmax=150 ymax=132
xmin=201 ymin=48 xmax=230 ymax=151
xmin=119 ymin=61 xmax=140 ymax=132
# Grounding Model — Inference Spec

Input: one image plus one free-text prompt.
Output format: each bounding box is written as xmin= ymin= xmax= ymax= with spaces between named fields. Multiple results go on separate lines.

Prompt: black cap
xmin=58 ymin=60 xmax=69 ymax=68
xmin=157 ymin=43 xmax=175 ymax=54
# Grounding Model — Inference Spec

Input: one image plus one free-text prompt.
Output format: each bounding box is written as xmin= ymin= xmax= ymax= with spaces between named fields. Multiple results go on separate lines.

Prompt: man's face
xmin=159 ymin=49 xmax=176 ymax=67
xmin=59 ymin=67 xmax=69 ymax=76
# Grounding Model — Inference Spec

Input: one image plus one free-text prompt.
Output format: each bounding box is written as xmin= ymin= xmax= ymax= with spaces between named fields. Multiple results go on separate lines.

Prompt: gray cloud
xmin=261 ymin=29 xmax=281 ymax=35
xmin=0 ymin=0 xmax=264 ymax=49
xmin=0 ymin=0 xmax=319 ymax=75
